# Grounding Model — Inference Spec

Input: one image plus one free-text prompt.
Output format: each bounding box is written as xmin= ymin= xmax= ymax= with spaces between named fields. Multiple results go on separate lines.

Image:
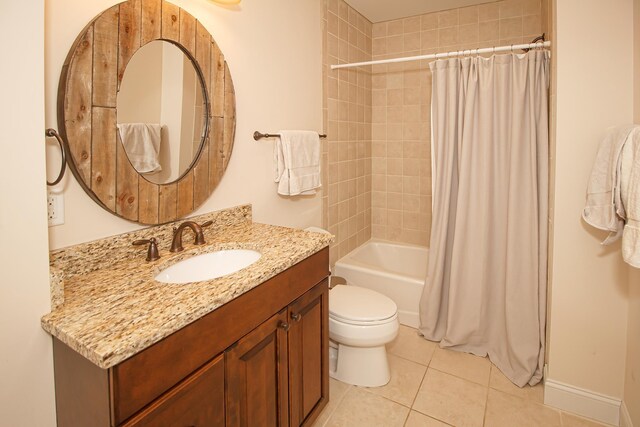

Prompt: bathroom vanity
xmin=42 ymin=206 xmax=332 ymax=427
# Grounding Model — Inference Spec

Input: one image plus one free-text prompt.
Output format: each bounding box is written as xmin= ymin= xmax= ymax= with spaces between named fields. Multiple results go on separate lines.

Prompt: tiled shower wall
xmin=369 ymin=0 xmax=548 ymax=246
xmin=322 ymin=0 xmax=373 ymax=266
xmin=322 ymin=0 xmax=550 ymax=260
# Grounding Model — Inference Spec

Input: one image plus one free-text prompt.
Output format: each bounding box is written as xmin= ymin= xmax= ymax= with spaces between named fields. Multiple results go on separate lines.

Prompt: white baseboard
xmin=544 ymin=378 xmax=621 ymax=426
xmin=620 ymin=401 xmax=634 ymax=427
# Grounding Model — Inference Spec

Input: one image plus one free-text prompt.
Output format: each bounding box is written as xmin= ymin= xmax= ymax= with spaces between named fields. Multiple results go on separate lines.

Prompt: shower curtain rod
xmin=330 ymin=40 xmax=551 ymax=70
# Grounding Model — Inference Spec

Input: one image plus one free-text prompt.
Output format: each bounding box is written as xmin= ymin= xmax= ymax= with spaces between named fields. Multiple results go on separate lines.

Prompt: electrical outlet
xmin=47 ymin=192 xmax=65 ymax=226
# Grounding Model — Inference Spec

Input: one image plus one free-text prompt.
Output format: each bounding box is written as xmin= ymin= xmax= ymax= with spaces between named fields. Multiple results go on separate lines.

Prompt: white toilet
xmin=328 ymin=284 xmax=399 ymax=387
xmin=303 ymin=227 xmax=399 ymax=387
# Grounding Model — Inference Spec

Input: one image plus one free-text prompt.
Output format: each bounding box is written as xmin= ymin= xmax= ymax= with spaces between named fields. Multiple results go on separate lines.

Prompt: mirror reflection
xmin=117 ymin=41 xmax=207 ymax=184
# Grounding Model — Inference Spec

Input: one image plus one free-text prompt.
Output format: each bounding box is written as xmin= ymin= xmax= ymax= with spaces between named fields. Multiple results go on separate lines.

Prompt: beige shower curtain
xmin=419 ymin=51 xmax=549 ymax=387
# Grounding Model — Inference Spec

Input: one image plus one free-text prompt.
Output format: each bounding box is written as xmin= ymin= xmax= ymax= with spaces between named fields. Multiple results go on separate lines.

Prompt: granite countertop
xmin=41 ymin=219 xmax=332 ymax=369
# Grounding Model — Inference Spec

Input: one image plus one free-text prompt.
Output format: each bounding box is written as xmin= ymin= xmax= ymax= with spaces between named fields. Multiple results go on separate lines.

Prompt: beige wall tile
xmin=439 ymin=27 xmax=459 ymax=46
xmin=480 ymin=20 xmax=500 ymax=41
xmin=500 ymin=17 xmax=523 ymax=39
xmin=388 ymin=19 xmax=404 ymax=36
xmin=479 ymin=2 xmax=500 ymax=21
xmin=421 ymin=13 xmax=438 ymax=30
xmin=421 ymin=30 xmax=438 ymax=50
xmin=404 ymin=32 xmax=421 ymax=51
xmin=404 ymin=16 xmax=421 ymax=33
xmin=459 ymin=23 xmax=480 ymax=44
xmin=500 ymin=0 xmax=523 ymax=19
xmin=522 ymin=0 xmax=541 ymax=15
xmin=523 ymin=14 xmax=542 ymax=35
xmin=438 ymin=9 xmax=459 ymax=27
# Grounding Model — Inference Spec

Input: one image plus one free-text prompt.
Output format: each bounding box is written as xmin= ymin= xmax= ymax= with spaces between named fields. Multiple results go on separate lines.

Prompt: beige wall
xmin=46 ymin=0 xmax=323 ymax=249
xmin=0 ymin=1 xmax=57 ymax=425
xmin=625 ymin=1 xmax=640 ymax=424
xmin=323 ymin=0 xmax=373 ymax=266
xmin=549 ymin=0 xmax=632 ymax=399
xmin=368 ymin=0 xmax=545 ymax=246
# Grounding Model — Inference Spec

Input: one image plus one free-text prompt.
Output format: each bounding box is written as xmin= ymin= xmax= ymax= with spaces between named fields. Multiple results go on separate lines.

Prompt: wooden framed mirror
xmin=58 ymin=0 xmax=236 ymax=224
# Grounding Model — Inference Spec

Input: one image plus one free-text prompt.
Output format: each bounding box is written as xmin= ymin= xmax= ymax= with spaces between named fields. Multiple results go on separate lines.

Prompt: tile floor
xmin=313 ymin=325 xmax=613 ymax=427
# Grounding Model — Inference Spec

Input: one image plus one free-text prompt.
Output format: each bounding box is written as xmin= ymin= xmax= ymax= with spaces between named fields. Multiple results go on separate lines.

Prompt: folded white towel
xmin=583 ymin=125 xmax=636 ymax=244
xmin=621 ymin=128 xmax=640 ymax=267
xmin=117 ymin=123 xmax=162 ymax=174
xmin=274 ymin=130 xmax=321 ymax=196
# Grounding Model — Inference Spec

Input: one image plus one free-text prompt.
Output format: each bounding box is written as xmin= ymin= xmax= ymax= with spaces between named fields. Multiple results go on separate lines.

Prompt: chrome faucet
xmin=170 ymin=220 xmax=212 ymax=252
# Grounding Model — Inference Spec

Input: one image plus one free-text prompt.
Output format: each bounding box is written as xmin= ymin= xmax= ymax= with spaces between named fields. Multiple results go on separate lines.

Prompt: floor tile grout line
xmin=408 ymin=363 xmax=428 ymax=409
xmin=481 ymin=366 xmax=491 ymax=427
xmin=319 ymin=383 xmax=353 ymax=427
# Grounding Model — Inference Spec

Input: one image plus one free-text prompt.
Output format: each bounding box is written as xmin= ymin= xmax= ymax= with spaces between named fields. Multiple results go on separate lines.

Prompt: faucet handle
xmin=200 ymin=220 xmax=213 ymax=229
xmin=133 ymin=237 xmax=160 ymax=262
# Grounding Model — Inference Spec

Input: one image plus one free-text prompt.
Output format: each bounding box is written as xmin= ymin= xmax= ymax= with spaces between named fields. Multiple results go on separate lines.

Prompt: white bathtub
xmin=333 ymin=239 xmax=428 ymax=328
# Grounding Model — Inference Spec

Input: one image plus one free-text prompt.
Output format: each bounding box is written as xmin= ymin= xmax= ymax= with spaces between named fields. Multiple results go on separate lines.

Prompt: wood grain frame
xmin=58 ymin=0 xmax=236 ymax=224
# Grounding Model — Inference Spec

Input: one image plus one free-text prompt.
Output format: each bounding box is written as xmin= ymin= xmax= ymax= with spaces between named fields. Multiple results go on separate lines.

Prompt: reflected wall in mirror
xmin=58 ymin=0 xmax=236 ymax=225
xmin=117 ymin=40 xmax=207 ymax=184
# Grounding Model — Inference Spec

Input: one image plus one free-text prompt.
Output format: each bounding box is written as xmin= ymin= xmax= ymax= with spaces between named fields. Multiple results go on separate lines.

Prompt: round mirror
xmin=117 ymin=41 xmax=207 ymax=185
xmin=58 ymin=0 xmax=236 ymax=225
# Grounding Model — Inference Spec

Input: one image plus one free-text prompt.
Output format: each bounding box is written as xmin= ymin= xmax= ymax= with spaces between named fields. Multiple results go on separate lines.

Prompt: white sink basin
xmin=155 ymin=249 xmax=261 ymax=284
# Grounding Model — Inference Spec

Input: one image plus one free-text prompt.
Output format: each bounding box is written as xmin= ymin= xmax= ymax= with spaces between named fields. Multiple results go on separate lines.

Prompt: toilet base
xmin=329 ymin=341 xmax=391 ymax=387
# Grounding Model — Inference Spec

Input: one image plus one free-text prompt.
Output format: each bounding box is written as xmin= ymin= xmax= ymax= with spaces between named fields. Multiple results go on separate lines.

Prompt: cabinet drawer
xmin=122 ymin=355 xmax=225 ymax=427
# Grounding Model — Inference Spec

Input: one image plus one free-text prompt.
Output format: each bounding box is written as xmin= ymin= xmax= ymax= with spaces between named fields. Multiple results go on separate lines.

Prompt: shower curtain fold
xmin=418 ymin=51 xmax=549 ymax=387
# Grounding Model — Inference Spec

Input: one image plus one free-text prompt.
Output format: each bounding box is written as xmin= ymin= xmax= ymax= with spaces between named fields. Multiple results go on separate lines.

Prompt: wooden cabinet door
xmin=288 ymin=280 xmax=329 ymax=427
xmin=122 ymin=354 xmax=225 ymax=427
xmin=226 ymin=310 xmax=289 ymax=427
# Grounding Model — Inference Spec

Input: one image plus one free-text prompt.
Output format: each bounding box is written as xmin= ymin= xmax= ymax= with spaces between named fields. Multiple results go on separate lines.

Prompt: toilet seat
xmin=329 ymin=285 xmax=397 ymax=326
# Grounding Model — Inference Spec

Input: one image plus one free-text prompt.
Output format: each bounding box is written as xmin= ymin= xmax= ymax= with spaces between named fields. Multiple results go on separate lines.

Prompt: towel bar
xmin=45 ymin=128 xmax=67 ymax=186
xmin=253 ymin=131 xmax=327 ymax=141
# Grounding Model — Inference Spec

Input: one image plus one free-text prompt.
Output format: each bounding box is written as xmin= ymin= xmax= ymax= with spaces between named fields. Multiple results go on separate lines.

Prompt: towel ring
xmin=45 ymin=128 xmax=66 ymax=186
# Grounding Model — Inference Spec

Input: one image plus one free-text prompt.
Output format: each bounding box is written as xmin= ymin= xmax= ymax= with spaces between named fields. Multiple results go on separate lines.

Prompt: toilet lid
xmin=329 ymin=285 xmax=397 ymax=324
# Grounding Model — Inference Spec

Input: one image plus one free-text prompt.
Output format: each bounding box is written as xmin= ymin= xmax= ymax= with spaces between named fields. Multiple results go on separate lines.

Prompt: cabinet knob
xmin=279 ymin=321 xmax=290 ymax=331
xmin=291 ymin=313 xmax=302 ymax=322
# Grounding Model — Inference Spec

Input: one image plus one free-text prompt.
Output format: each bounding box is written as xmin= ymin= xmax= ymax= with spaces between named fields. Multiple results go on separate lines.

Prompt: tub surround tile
xmin=42 ymin=205 xmax=333 ymax=369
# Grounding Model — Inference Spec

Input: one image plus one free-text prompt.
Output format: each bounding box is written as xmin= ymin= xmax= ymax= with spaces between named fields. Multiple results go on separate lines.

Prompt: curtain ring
xmin=510 ymin=44 xmax=514 ymax=53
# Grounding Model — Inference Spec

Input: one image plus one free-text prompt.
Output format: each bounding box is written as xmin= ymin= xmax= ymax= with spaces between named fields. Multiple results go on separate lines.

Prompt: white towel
xmin=274 ymin=130 xmax=321 ymax=196
xmin=582 ymin=125 xmax=636 ymax=244
xmin=117 ymin=123 xmax=162 ymax=174
xmin=621 ymin=127 xmax=640 ymax=267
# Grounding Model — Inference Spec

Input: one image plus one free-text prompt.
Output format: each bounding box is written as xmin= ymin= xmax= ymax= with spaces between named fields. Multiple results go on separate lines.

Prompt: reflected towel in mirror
xmin=117 ymin=123 xmax=162 ymax=174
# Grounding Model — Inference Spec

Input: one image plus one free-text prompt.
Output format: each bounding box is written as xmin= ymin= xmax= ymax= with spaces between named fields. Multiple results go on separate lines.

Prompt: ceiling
xmin=343 ymin=0 xmax=495 ymax=23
